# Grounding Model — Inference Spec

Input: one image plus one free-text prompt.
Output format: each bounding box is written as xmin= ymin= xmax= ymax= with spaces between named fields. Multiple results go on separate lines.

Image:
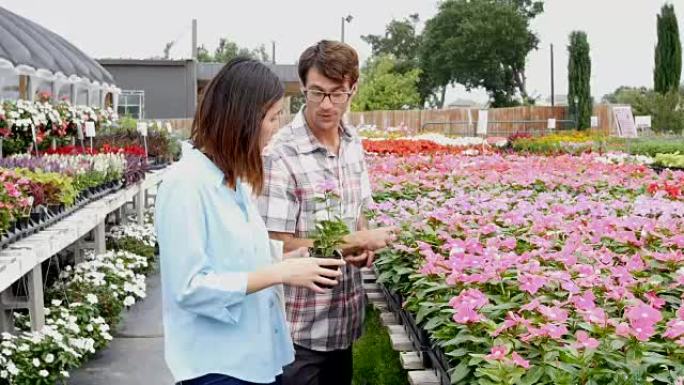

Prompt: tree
xmin=568 ymin=31 xmax=592 ymax=130
xmin=351 ymin=55 xmax=422 ymax=111
xmin=419 ymin=0 xmax=542 ymax=108
xmin=196 ymin=45 xmax=213 ymax=62
xmin=654 ymin=3 xmax=682 ymax=94
xmin=602 ymin=85 xmax=684 ymax=134
xmin=602 ymin=86 xmax=652 ymax=115
xmin=361 ymin=14 xmax=434 ymax=106
xmin=361 ymin=14 xmax=421 ymax=74
xmin=196 ymin=38 xmax=270 ymax=63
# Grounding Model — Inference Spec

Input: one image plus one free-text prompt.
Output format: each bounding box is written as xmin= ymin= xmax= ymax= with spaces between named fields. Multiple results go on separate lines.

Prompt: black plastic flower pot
xmin=311 ymin=249 xmax=344 ymax=289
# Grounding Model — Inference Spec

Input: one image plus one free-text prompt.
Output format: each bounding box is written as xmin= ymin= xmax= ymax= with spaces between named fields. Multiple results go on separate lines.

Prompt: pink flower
xmin=625 ymin=303 xmax=662 ymax=329
xmin=4 ymin=182 xmax=20 ymax=198
xmin=511 ymin=352 xmax=530 ymax=369
xmin=518 ymin=273 xmax=547 ymax=295
xmin=574 ymin=330 xmax=600 ymax=349
xmin=492 ymin=312 xmax=527 ymax=337
xmin=317 ymin=179 xmax=338 ymax=193
xmin=485 ymin=345 xmax=507 ymax=361
xmin=541 ymin=323 xmax=568 ymax=340
xmin=520 ymin=298 xmax=541 ymax=312
xmin=614 ymin=322 xmax=631 ymax=338
xmin=663 ymin=319 xmax=684 ymax=340
xmin=676 ymin=273 xmax=684 ymax=287
xmin=452 ymin=306 xmax=482 ymax=324
xmin=631 ymin=324 xmax=656 ymax=341
xmin=580 ymin=307 xmax=608 ymax=326
xmin=644 ymin=292 xmax=665 ymax=310
xmin=448 ymin=289 xmax=489 ymax=324
xmin=626 ymin=255 xmax=645 ymax=272
xmin=538 ymin=305 xmax=568 ymax=323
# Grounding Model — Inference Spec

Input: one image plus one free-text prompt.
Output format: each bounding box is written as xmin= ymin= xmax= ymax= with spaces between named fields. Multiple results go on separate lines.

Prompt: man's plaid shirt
xmin=258 ymin=111 xmax=372 ymax=352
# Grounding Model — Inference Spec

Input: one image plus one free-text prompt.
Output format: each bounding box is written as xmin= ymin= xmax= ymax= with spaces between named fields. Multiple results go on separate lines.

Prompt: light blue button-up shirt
xmin=155 ymin=147 xmax=294 ymax=383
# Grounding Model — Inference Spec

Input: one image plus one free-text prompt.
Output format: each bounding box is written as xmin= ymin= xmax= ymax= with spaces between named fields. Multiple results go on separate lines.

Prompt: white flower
xmin=1 ymin=349 xmax=12 ymax=356
xmin=86 ymin=294 xmax=98 ymax=304
xmin=123 ymin=296 xmax=136 ymax=307
xmin=17 ymin=344 xmax=29 ymax=352
xmin=0 ymin=370 xmax=7 ymax=379
xmin=51 ymin=299 xmax=62 ymax=307
xmin=39 ymin=369 xmax=49 ymax=377
xmin=44 ymin=353 xmax=55 ymax=364
xmin=6 ymin=361 xmax=17 ymax=375
xmin=61 ymin=371 xmax=70 ymax=378
xmin=32 ymin=358 xmax=41 ymax=367
xmin=86 ymin=324 xmax=94 ymax=332
xmin=1 ymin=341 xmax=15 ymax=349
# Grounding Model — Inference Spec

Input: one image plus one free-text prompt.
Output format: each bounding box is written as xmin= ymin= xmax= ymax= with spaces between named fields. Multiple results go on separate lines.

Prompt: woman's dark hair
xmin=191 ymin=58 xmax=284 ymax=194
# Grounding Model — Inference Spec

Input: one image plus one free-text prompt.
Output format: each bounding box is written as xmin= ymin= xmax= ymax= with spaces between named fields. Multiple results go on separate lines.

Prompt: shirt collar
xmin=292 ymin=108 xmax=353 ymax=154
xmin=186 ymin=146 xmax=227 ymax=188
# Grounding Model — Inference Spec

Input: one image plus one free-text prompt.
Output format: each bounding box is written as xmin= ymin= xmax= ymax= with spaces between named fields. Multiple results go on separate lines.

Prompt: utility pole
xmin=272 ymin=41 xmax=276 ymax=64
xmin=192 ymin=19 xmax=198 ymax=60
xmin=341 ymin=15 xmax=353 ymax=43
xmin=550 ymin=43 xmax=555 ymax=107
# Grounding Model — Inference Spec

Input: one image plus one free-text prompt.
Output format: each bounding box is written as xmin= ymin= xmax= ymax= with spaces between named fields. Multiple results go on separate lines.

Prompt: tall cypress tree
xmin=654 ymin=3 xmax=682 ymax=94
xmin=568 ymin=31 xmax=592 ymax=130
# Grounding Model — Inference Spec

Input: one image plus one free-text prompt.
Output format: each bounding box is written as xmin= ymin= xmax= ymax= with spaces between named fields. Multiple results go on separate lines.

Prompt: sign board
xmin=476 ymin=109 xmax=488 ymax=136
xmin=591 ymin=116 xmax=599 ymax=128
xmin=613 ymin=106 xmax=637 ymax=138
xmin=84 ymin=121 xmax=96 ymax=137
xmin=136 ymin=122 xmax=148 ymax=137
xmin=634 ymin=115 xmax=652 ymax=131
xmin=547 ymin=118 xmax=557 ymax=130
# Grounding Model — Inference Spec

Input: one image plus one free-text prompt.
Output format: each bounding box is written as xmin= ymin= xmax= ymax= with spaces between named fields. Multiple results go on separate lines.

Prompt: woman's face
xmin=260 ymin=98 xmax=285 ymax=150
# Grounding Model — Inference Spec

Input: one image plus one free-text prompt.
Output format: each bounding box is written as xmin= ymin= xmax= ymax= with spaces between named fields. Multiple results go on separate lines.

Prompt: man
xmin=258 ymin=40 xmax=396 ymax=385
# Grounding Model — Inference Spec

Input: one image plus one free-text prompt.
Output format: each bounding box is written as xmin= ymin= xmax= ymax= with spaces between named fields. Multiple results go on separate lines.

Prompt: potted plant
xmin=309 ymin=180 xmax=350 ymax=287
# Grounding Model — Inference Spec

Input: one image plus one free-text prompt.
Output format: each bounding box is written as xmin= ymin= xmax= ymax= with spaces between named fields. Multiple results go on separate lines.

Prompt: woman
xmin=155 ymin=58 xmax=345 ymax=385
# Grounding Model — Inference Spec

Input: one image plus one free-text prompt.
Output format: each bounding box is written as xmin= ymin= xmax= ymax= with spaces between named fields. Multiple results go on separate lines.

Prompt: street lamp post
xmin=341 ymin=14 xmax=353 ymax=43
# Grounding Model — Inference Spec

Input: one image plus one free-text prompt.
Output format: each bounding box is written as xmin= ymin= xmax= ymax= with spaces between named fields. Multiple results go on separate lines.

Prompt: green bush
xmin=607 ymin=136 xmax=684 ymax=156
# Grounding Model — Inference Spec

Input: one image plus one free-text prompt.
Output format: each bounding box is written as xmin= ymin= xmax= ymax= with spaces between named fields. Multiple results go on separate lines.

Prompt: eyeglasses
xmin=304 ymin=89 xmax=352 ymax=104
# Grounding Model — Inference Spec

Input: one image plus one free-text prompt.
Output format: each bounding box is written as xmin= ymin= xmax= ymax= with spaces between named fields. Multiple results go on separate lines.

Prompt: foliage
xmin=567 ymin=31 xmax=593 ymax=130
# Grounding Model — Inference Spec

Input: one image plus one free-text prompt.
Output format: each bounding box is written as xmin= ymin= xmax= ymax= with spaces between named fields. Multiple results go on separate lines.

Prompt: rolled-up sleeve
xmin=156 ymin=179 xmax=247 ymax=324
xmin=258 ymin=154 xmax=299 ymax=234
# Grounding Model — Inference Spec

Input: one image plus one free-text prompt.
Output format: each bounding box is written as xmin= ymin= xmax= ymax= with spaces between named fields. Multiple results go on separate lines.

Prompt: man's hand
xmin=344 ymin=250 xmax=377 ymax=269
xmin=344 ymin=226 xmax=398 ymax=252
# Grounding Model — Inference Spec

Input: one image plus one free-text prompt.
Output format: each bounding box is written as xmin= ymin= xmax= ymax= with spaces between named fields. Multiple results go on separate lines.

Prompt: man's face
xmin=302 ymin=67 xmax=355 ymax=132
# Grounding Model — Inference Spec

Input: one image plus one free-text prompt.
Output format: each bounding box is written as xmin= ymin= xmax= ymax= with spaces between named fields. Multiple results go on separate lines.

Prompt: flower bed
xmin=0 ymin=100 xmax=118 ymax=156
xmin=0 ymin=218 xmax=156 ymax=385
xmin=368 ymin=153 xmax=684 ymax=384
xmin=0 ymin=153 xmax=132 ymax=247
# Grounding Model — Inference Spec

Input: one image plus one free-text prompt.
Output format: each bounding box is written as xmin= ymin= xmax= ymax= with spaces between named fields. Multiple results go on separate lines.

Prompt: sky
xmin=3 ymin=0 xmax=683 ymax=104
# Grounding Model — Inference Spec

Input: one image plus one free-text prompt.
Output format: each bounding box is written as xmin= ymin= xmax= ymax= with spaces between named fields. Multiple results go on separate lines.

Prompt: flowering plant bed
xmin=368 ymin=153 xmax=684 ymax=384
xmin=0 ymin=217 xmax=156 ymax=385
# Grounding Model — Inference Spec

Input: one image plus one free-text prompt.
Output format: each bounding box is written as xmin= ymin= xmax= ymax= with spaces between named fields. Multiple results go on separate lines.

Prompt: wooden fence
xmin=162 ymin=105 xmax=617 ymax=139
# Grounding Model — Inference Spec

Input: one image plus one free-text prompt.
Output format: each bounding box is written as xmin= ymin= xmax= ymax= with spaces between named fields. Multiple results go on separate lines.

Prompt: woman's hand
xmin=277 ymin=257 xmax=346 ymax=294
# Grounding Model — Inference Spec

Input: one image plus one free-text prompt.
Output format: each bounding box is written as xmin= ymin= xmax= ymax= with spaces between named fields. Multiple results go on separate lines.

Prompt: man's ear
xmin=351 ymin=83 xmax=358 ymax=95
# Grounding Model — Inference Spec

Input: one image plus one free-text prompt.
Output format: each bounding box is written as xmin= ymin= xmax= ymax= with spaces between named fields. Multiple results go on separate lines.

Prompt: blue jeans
xmin=178 ymin=373 xmax=282 ymax=385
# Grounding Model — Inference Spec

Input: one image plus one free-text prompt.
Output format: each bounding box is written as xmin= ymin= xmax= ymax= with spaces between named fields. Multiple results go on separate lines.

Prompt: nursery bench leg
xmin=27 ymin=265 xmax=45 ymax=331
xmin=93 ymin=221 xmax=106 ymax=255
xmin=136 ymin=190 xmax=144 ymax=225
xmin=0 ymin=290 xmax=16 ymax=333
